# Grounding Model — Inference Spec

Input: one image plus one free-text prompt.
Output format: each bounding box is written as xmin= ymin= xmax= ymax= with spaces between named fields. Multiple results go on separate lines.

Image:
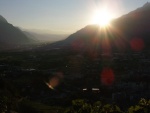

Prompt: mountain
xmin=112 ymin=2 xmax=150 ymax=36
xmin=0 ymin=15 xmax=7 ymax=23
xmin=39 ymin=2 xmax=150 ymax=53
xmin=0 ymin=15 xmax=33 ymax=50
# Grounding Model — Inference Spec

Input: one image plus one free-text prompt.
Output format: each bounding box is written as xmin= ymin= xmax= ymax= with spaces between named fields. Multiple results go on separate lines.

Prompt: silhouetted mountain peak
xmin=135 ymin=2 xmax=150 ymax=12
xmin=143 ymin=2 xmax=150 ymax=7
xmin=0 ymin=15 xmax=8 ymax=23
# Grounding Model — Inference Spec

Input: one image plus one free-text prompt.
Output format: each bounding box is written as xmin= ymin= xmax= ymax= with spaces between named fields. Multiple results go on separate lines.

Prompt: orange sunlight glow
xmin=92 ymin=8 xmax=113 ymax=27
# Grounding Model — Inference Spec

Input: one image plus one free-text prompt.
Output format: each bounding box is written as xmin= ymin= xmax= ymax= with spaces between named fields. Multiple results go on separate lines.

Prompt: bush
xmin=64 ymin=99 xmax=122 ymax=113
xmin=128 ymin=98 xmax=150 ymax=113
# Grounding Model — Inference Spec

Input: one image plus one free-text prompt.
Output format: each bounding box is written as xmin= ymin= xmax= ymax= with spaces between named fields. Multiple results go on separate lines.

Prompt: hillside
xmin=0 ymin=15 xmax=33 ymax=50
xmin=39 ymin=2 xmax=150 ymax=53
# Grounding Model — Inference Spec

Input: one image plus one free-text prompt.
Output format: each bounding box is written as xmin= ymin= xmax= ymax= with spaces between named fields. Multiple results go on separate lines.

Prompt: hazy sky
xmin=0 ymin=0 xmax=150 ymax=34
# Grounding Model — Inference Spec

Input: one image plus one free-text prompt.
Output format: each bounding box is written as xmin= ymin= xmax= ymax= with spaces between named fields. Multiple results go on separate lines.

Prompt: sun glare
xmin=92 ymin=8 xmax=113 ymax=27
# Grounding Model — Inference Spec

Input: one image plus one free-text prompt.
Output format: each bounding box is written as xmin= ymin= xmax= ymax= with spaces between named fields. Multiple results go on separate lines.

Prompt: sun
xmin=92 ymin=8 xmax=113 ymax=27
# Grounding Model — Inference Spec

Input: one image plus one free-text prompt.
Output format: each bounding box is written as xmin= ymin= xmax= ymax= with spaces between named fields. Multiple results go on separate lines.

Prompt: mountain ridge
xmin=39 ymin=3 xmax=150 ymax=53
xmin=0 ymin=15 xmax=8 ymax=23
xmin=0 ymin=15 xmax=33 ymax=50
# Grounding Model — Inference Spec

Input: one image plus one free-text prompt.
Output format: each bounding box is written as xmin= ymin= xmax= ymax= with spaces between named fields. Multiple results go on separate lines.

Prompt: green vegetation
xmin=128 ymin=98 xmax=150 ymax=113
xmin=64 ymin=98 xmax=150 ymax=113
xmin=64 ymin=99 xmax=122 ymax=113
xmin=1 ymin=97 xmax=149 ymax=113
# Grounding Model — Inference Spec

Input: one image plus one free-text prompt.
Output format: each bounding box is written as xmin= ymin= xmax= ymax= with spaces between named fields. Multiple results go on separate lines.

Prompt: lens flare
xmin=130 ymin=38 xmax=145 ymax=51
xmin=101 ymin=68 xmax=115 ymax=86
xmin=45 ymin=72 xmax=64 ymax=90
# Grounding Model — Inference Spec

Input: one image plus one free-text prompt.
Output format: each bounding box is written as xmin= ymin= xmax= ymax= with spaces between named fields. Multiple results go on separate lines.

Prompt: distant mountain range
xmin=40 ymin=2 xmax=150 ymax=53
xmin=0 ymin=15 xmax=67 ymax=51
xmin=23 ymin=31 xmax=68 ymax=42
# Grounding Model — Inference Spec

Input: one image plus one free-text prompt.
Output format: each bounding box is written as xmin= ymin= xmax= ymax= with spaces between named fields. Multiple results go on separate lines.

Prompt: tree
xmin=101 ymin=104 xmax=122 ymax=113
xmin=128 ymin=98 xmax=150 ymax=113
xmin=91 ymin=101 xmax=102 ymax=113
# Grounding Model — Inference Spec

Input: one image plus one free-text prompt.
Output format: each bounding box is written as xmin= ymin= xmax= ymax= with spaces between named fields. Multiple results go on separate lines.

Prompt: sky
xmin=0 ymin=0 xmax=150 ymax=34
